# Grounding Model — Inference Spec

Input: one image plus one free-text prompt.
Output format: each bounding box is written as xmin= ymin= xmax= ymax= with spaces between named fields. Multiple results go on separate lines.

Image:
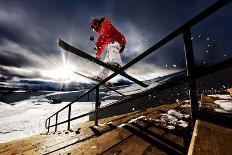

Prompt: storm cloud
xmin=0 ymin=0 xmax=231 ymax=82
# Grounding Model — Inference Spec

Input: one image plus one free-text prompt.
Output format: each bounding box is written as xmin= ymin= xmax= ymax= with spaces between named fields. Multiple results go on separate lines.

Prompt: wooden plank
xmin=102 ymin=134 xmax=165 ymax=155
xmin=188 ymin=120 xmax=232 ymax=155
xmin=227 ymin=88 xmax=232 ymax=96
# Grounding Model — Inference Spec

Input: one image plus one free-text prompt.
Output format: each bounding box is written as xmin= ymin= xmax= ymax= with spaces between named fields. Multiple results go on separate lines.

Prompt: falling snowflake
xmin=173 ymin=64 xmax=177 ymax=68
xmin=206 ymin=37 xmax=210 ymax=41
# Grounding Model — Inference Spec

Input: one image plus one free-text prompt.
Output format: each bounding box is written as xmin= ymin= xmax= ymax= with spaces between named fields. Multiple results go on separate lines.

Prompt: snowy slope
xmin=0 ymin=91 xmax=116 ymax=143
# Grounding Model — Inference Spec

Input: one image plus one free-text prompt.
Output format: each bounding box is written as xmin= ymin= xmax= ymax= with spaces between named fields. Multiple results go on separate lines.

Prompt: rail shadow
xmin=122 ymin=123 xmax=185 ymax=155
xmin=43 ymin=123 xmax=118 ymax=154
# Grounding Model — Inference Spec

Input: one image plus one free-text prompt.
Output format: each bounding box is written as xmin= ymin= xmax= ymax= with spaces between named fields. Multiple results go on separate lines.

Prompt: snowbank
xmin=0 ymin=88 xmax=126 ymax=143
xmin=0 ymin=92 xmax=95 ymax=143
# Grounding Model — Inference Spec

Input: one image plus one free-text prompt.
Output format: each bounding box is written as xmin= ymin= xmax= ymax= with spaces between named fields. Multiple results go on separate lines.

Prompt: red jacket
xmin=95 ymin=17 xmax=126 ymax=58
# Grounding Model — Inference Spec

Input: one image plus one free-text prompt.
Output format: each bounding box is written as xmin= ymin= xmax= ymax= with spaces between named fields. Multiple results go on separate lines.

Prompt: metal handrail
xmin=47 ymin=56 xmax=232 ymax=129
xmin=46 ymin=86 xmax=126 ymax=119
xmin=45 ymin=0 xmax=231 ymax=132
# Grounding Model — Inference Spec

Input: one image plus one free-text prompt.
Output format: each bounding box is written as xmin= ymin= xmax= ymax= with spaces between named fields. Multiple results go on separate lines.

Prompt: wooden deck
xmin=1 ymin=95 xmax=231 ymax=155
xmin=0 ymin=102 xmax=192 ymax=155
xmin=188 ymin=120 xmax=232 ymax=155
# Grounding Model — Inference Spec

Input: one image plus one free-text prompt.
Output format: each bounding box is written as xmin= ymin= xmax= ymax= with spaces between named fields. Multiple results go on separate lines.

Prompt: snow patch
xmin=214 ymin=100 xmax=232 ymax=111
xmin=118 ymin=115 xmax=145 ymax=128
xmin=208 ymin=94 xmax=231 ymax=100
xmin=0 ymin=102 xmax=13 ymax=109
xmin=214 ymin=108 xmax=229 ymax=113
xmin=91 ymin=146 xmax=97 ymax=149
xmin=97 ymin=123 xmax=106 ymax=127
xmin=181 ymin=104 xmax=191 ymax=108
xmin=155 ymin=109 xmax=189 ymax=130
xmin=118 ymin=123 xmax=127 ymax=128
xmin=167 ymin=110 xmax=190 ymax=119
xmin=160 ymin=114 xmax=178 ymax=125
xmin=106 ymin=121 xmax=113 ymax=125
xmin=128 ymin=116 xmax=145 ymax=123
xmin=166 ymin=125 xmax=175 ymax=130
xmin=178 ymin=120 xmax=188 ymax=128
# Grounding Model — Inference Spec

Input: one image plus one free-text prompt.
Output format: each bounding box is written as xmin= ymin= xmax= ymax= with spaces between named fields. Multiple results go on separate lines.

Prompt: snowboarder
xmin=90 ymin=17 xmax=126 ymax=81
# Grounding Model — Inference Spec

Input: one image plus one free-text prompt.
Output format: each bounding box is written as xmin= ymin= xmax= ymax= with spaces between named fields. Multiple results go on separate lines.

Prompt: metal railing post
xmin=45 ymin=119 xmax=47 ymax=129
xmin=48 ymin=118 xmax=50 ymax=132
xmin=68 ymin=105 xmax=71 ymax=130
xmin=183 ymin=28 xmax=199 ymax=123
xmin=55 ymin=113 xmax=58 ymax=132
xmin=95 ymin=86 xmax=100 ymax=126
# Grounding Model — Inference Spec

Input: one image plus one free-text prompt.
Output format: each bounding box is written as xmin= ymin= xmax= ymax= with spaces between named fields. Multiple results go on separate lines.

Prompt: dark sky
xmin=0 ymin=0 xmax=231 ymax=83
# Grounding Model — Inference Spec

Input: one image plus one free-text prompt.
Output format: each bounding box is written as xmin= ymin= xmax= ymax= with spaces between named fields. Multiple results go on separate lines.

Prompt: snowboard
xmin=58 ymin=38 xmax=148 ymax=88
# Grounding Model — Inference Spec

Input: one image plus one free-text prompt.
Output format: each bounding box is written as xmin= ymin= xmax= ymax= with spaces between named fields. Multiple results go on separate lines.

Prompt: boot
xmin=91 ymin=75 xmax=102 ymax=82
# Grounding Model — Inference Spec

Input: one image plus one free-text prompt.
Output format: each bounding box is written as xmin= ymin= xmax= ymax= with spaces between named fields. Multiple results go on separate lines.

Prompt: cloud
xmin=0 ymin=39 xmax=54 ymax=68
xmin=0 ymin=66 xmax=42 ymax=82
xmin=123 ymin=22 xmax=149 ymax=57
xmin=0 ymin=0 xmax=231 ymax=84
xmin=0 ymin=8 xmax=27 ymax=27
xmin=127 ymin=63 xmax=179 ymax=80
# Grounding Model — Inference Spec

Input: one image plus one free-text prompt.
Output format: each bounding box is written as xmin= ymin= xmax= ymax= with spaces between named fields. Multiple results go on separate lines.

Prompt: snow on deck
xmin=118 ymin=115 xmax=146 ymax=128
xmin=154 ymin=109 xmax=190 ymax=130
xmin=207 ymin=94 xmax=232 ymax=113
xmin=208 ymin=94 xmax=232 ymax=100
xmin=214 ymin=100 xmax=232 ymax=111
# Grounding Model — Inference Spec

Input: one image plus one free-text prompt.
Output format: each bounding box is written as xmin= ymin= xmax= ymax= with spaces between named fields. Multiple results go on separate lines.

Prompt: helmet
xmin=90 ymin=18 xmax=100 ymax=31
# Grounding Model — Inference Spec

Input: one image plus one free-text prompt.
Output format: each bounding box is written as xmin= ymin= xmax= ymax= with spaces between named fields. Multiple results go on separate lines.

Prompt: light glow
xmin=47 ymin=64 xmax=76 ymax=82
